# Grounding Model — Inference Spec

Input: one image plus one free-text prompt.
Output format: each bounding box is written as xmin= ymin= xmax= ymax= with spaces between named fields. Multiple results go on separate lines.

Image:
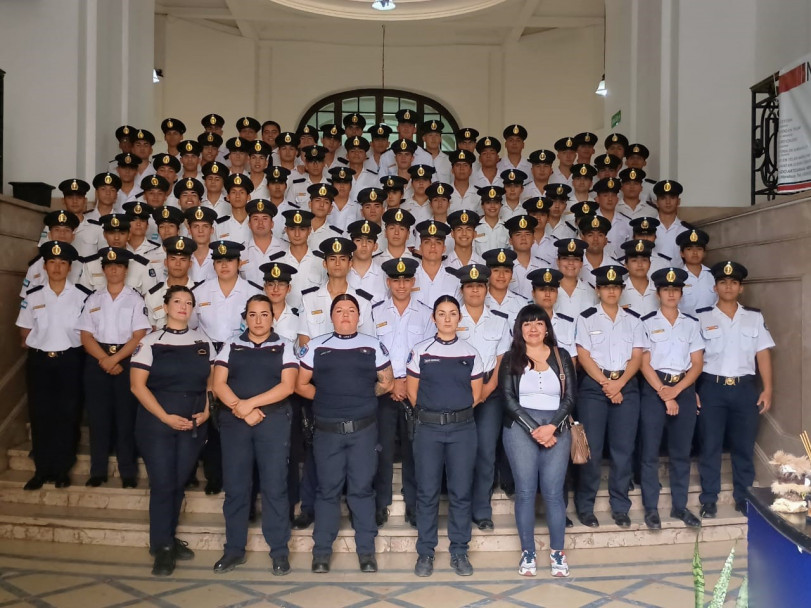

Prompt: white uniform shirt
xmin=444 ymin=249 xmax=484 ymax=270
xmin=77 ymin=286 xmax=150 ymax=343
xmin=297 ymin=284 xmax=375 ymax=339
xmin=616 ymin=198 xmax=659 ymax=221
xmin=680 ymin=265 xmax=717 ymax=316
xmin=597 ymin=210 xmax=633 ymax=260
xmin=327 ymin=201 xmax=360 ymax=232
xmin=214 ymin=215 xmax=251 ymax=245
xmin=20 ymin=257 xmax=82 ymax=297
xmin=545 ymin=217 xmax=578 ymax=241
xmin=511 ymin=256 xmax=550 ymax=300
xmin=129 ymin=240 xmax=166 ymax=284
xmin=485 ymin=290 xmax=529 ymax=331
xmin=190 ymin=251 xmax=216 ymax=284
xmin=473 ymin=221 xmax=510 ymax=256
xmin=449 ymin=186 xmax=482 ymax=215
xmin=371 ymin=297 xmax=435 ymax=378
xmin=79 ymin=255 xmax=156 ymax=295
xmin=412 ymin=264 xmax=460 ymax=309
xmin=400 ymin=198 xmax=433 ymax=226
xmin=307 ymin=222 xmax=344 ymax=251
xmin=656 ymin=218 xmax=689 ymax=263
xmin=580 ymin=253 xmax=621 ymax=284
xmin=531 ymin=235 xmax=557 ymax=266
xmin=642 ymin=309 xmax=704 ymax=374
xmin=17 ymin=282 xmax=90 ymax=350
xmin=575 ymin=304 xmax=648 ymax=371
xmin=192 ymin=277 xmax=261 ymax=343
xmin=347 ymin=261 xmax=388 ymax=304
xmin=550 ymin=169 xmax=573 ymax=187
xmin=620 ymin=277 xmax=659 ymax=317
xmin=497 ymin=157 xmax=533 ymax=177
xmin=271 ymin=304 xmax=300 ymax=344
xmin=696 ymin=304 xmax=775 ymax=377
xmin=378 ymin=146 xmax=433 ymax=178
xmin=551 ymin=312 xmax=577 ymax=358
xmin=554 ymin=280 xmax=597 ymax=319
xmin=271 ymin=249 xmax=326 ymax=310
xmin=239 ymin=237 xmax=286 ymax=286
xmin=457 ymin=305 xmax=511 ymax=373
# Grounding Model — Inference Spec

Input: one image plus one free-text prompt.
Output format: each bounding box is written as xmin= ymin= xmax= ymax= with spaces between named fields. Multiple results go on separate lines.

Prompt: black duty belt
xmin=416 ymin=407 xmax=474 ymax=425
xmin=601 ymin=368 xmax=625 ymax=380
xmin=314 ymin=415 xmax=376 ymax=435
xmin=703 ymin=372 xmax=753 ymax=386
xmin=98 ymin=343 xmax=126 ymax=355
xmin=31 ymin=347 xmax=79 ymax=358
xmin=656 ymin=370 xmax=686 ymax=384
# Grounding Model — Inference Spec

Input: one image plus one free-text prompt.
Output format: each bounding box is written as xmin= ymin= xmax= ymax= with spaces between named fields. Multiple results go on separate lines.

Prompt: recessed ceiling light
xmin=372 ymin=0 xmax=396 ymax=10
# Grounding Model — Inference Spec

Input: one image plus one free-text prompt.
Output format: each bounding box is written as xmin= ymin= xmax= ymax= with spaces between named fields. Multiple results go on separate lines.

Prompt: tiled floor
xmin=0 ymin=539 xmax=746 ymax=607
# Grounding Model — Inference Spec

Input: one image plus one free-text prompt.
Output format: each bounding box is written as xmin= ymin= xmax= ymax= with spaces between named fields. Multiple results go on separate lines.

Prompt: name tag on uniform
xmin=651 ymin=329 xmax=665 ymax=334
xmin=376 ymin=321 xmax=387 ymax=328
xmin=705 ymin=325 xmax=718 ymax=331
xmin=621 ymin=304 xmax=631 ymax=309
xmin=239 ymin=260 xmax=248 ymax=266
xmin=457 ymin=327 xmax=468 ymax=332
xmin=475 ymin=233 xmax=485 ymax=238
xmin=219 ymin=233 xmax=230 ymax=238
xmin=589 ymin=330 xmax=602 ymax=335
xmin=200 ymin=302 xmax=211 ymax=307
xmin=152 ymin=306 xmax=163 ymax=312
xmin=411 ymin=287 xmax=420 ymax=292
xmin=92 ymin=273 xmax=103 ymax=278
xmin=33 ymin=304 xmax=45 ymax=310
xmin=89 ymin=307 xmax=101 ymax=313
xmin=32 ymin=274 xmax=40 ymax=280
xmin=312 ymin=310 xmax=322 ymax=315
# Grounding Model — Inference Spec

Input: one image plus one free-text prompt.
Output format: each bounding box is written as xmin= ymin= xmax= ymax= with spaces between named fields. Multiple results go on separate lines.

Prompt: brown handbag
xmin=552 ymin=346 xmax=591 ymax=464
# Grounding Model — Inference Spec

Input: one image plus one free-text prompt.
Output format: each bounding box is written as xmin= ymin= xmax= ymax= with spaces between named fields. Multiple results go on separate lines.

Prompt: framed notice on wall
xmin=778 ymin=54 xmax=811 ymax=193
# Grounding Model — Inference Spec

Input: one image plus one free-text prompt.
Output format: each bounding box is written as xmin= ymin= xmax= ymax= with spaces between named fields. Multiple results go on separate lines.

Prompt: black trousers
xmin=26 ymin=348 xmax=83 ymax=478
xmin=374 ymin=394 xmax=416 ymax=513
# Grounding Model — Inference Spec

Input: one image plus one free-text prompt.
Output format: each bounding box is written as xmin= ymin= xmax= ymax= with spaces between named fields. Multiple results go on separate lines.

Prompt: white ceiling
xmin=155 ymin=0 xmax=604 ymax=46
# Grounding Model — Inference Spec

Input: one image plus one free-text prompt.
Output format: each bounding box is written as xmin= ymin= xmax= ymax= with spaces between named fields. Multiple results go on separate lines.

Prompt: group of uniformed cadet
xmin=16 ymin=111 xmax=774 ymax=578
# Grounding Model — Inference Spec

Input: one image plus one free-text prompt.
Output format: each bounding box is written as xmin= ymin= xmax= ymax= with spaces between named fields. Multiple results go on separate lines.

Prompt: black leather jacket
xmin=499 ymin=348 xmax=577 ymax=433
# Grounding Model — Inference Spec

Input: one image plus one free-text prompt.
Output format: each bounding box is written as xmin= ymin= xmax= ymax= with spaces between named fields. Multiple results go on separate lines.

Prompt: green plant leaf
xmin=736 ymin=575 xmax=748 ymax=608
xmin=709 ymin=546 xmax=736 ymax=608
xmin=693 ymin=532 xmax=705 ymax=608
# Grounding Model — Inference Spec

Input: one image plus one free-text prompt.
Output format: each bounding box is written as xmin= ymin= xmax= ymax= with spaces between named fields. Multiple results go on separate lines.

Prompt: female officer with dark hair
xmin=407 ymin=293 xmax=484 ymax=578
xmin=212 ymin=294 xmax=299 ymax=575
xmin=130 ymin=284 xmax=214 ymax=577
xmin=296 ymin=293 xmax=393 ymax=574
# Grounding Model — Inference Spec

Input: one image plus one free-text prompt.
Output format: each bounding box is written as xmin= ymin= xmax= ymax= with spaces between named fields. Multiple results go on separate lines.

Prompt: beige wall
xmin=157 ymin=16 xmax=604 ymax=153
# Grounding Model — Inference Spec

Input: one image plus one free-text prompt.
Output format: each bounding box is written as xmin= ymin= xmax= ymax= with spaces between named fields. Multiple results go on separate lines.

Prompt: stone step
xmin=0 ymin=500 xmax=746 ymax=553
xmin=0 ymin=469 xmax=738 ymax=516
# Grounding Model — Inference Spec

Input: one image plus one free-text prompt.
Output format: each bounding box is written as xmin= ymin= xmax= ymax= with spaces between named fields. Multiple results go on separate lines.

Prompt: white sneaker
xmin=518 ymin=550 xmax=536 ymax=576
xmin=550 ymin=550 xmax=570 ymax=577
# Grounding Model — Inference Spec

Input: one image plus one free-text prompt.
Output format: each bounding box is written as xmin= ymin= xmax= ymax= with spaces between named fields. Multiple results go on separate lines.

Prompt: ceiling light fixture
xmin=595 ymin=74 xmax=607 ymax=96
xmin=372 ymin=0 xmax=396 ymax=11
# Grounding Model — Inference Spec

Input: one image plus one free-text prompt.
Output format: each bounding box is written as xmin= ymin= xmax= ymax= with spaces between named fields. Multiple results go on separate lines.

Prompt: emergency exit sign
xmin=611 ymin=110 xmax=621 ymax=128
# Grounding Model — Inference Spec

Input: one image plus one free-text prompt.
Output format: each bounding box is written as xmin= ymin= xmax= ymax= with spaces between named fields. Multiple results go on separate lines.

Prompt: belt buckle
xmin=440 ymin=412 xmax=452 ymax=425
xmin=609 ymin=371 xmax=620 ymax=380
xmin=108 ymin=345 xmax=118 ymax=354
xmin=724 ymin=377 xmax=736 ymax=386
xmin=47 ymin=351 xmax=57 ymax=358
xmin=340 ymin=420 xmax=354 ymax=434
xmin=670 ymin=374 xmax=681 ymax=383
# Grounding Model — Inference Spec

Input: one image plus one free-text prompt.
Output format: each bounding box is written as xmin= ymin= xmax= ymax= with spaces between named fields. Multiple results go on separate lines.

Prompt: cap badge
xmin=330 ymin=126 xmax=338 ymax=135
xmin=162 ymin=208 xmax=170 ymax=218
xmin=272 ymin=168 xmax=281 ymax=178
xmin=151 ymin=177 xmax=159 ymax=186
xmin=369 ymin=190 xmax=378 ymax=201
xmin=103 ymin=174 xmax=112 ymax=185
xmin=396 ymin=259 xmax=406 ymax=273
xmin=536 ymin=200 xmax=544 ymax=209
xmin=318 ymin=185 xmax=327 ymax=197
xmin=137 ymin=130 xmax=144 ymax=138
xmin=352 ymin=115 xmax=358 ymax=124
xmin=210 ymin=115 xmax=217 ymax=125
xmin=604 ymin=156 xmax=611 ymax=165
xmin=394 ymin=210 xmax=403 ymax=222
xmin=293 ymin=211 xmax=302 ymax=223
xmin=556 ymin=185 xmax=564 ymax=195
xmin=664 ymin=182 xmax=672 ymax=192
xmin=185 ymin=142 xmax=193 ymax=152
xmin=579 ymin=166 xmax=588 ymax=176
xmin=284 ymin=134 xmax=292 ymax=143
xmin=508 ymin=171 xmax=516 ymax=180
xmin=484 ymin=138 xmax=492 ymax=146
xmin=206 ymin=134 xmax=215 ymax=143
xmin=585 ymin=134 xmax=592 ymax=142
xmin=591 ymin=217 xmax=600 ymax=228
xmin=399 ymin=140 xmax=408 ymax=150
xmin=176 ymin=238 xmax=185 ymax=251
xmin=123 ymin=127 xmax=130 ymax=135
xmin=689 ymin=231 xmax=699 ymax=243
xmin=635 ymin=241 xmax=644 ymax=253
xmin=234 ymin=175 xmax=242 ymax=185
xmin=460 ymin=211 xmax=468 ymax=223
xmin=195 ymin=208 xmax=204 ymax=220
xmin=235 ymin=139 xmax=242 ymax=148
xmin=107 ymin=250 xmax=117 ymax=261
xmin=427 ymin=223 xmax=437 ymax=236
xmin=256 ymin=201 xmax=265 ymax=212
xmin=567 ymin=240 xmax=576 ymax=253
xmin=513 ymin=125 xmax=519 ymax=134
xmin=271 ymin=264 xmax=281 ymax=278
xmin=361 ymin=222 xmax=370 ymax=234
xmin=540 ymin=152 xmax=547 ymax=161
xmin=464 ymin=130 xmax=471 ymax=138
xmin=161 ymin=155 xmax=169 ymax=164
xmin=488 ymin=188 xmax=497 ymax=199
xmin=404 ymin=110 xmax=411 ymax=120
xmin=332 ymin=239 xmax=342 ymax=253
xmin=723 ymin=262 xmax=733 ymax=276
xmin=497 ymin=250 xmax=507 ymax=263
xmin=431 ymin=121 xmax=437 ymax=129
xmin=111 ymin=216 xmax=120 ymax=228
xmin=607 ymin=267 xmax=617 ymax=281
xmin=184 ymin=179 xmax=193 ymax=189
xmin=70 ymin=180 xmax=78 ymax=191
xmin=254 ymin=142 xmax=262 ymax=152
xmin=437 ymin=184 xmax=444 ymax=195
xmin=666 ymin=269 xmax=676 ymax=283
xmin=417 ymin=167 xmax=425 ymax=177
xmin=612 ymin=134 xmax=619 ymax=142
xmin=52 ymin=243 xmax=61 ymax=256
xmin=125 ymin=154 xmax=133 ymax=163
xmin=607 ymin=179 xmax=615 ymax=188
xmin=242 ymin=118 xmax=250 ymax=127
xmin=633 ymin=145 xmax=640 ymax=153
xmin=641 ymin=219 xmax=649 ymax=229
xmin=469 ymin=266 xmax=480 ymax=280
xmin=218 ymin=243 xmax=227 ymax=255
xmin=134 ymin=203 xmax=143 ymax=214
xmin=582 ymin=203 xmax=591 ymax=214
xmin=543 ymin=270 xmax=552 ymax=283
xmin=518 ymin=217 xmax=528 ymax=229
xmin=58 ymin=211 xmax=67 ymax=223
xmin=566 ymin=138 xmax=573 ymax=147
xmin=212 ymin=164 xmax=219 ymax=173
xmin=339 ymin=169 xmax=347 ymax=178
xmin=377 ymin=127 xmax=384 ymax=135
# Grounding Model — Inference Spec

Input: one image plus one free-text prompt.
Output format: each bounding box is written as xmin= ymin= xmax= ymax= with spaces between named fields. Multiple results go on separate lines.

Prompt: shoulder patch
xmin=75 ymin=284 xmax=93 ymax=296
xmin=215 ymin=215 xmax=231 ymax=224
xmin=624 ymin=308 xmax=641 ymax=318
xmin=355 ymin=288 xmax=373 ymax=301
xmin=248 ymin=280 xmax=263 ymax=291
xmin=297 ymin=344 xmax=309 ymax=358
xmin=268 ymin=250 xmax=286 ymax=261
xmin=641 ymin=311 xmax=657 ymax=321
xmin=372 ymin=300 xmax=385 ymax=309
xmin=580 ymin=307 xmax=597 ymax=318
xmin=148 ymin=282 xmax=165 ymax=295
xmin=27 ymin=255 xmax=42 ymax=267
xmin=328 ymin=225 xmax=343 ymax=234
xmin=683 ymin=313 xmax=698 ymax=322
xmin=491 ymin=309 xmax=508 ymax=320
xmin=25 ymin=285 xmax=44 ymax=295
xmin=742 ymin=306 xmax=761 ymax=313
xmin=301 ymin=286 xmax=319 ymax=295
xmin=556 ymin=313 xmax=573 ymax=322
xmin=695 ymin=306 xmax=713 ymax=314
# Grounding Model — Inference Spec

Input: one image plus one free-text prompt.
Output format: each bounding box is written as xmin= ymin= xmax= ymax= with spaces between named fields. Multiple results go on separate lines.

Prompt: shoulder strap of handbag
xmin=552 ymin=346 xmax=565 ymax=399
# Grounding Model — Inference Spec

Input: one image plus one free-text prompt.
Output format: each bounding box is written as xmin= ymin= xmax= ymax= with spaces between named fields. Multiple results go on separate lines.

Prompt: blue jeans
xmin=502 ymin=415 xmax=571 ymax=552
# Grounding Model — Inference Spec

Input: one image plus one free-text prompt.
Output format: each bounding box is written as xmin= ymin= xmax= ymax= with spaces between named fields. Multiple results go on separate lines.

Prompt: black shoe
xmin=85 ymin=476 xmax=107 ymax=487
xmin=358 ymin=553 xmax=378 ymax=572
xmin=700 ymin=502 xmax=717 ymax=518
xmin=565 ymin=516 xmax=574 ymax=528
xmin=272 ymin=556 xmax=291 ymax=576
xmin=375 ymin=508 xmax=388 ymax=528
xmin=185 ymin=478 xmax=200 ymax=489
xmin=23 ymin=475 xmax=45 ymax=491
xmin=311 ymin=555 xmax=330 ymax=573
xmin=644 ymin=510 xmax=662 ymax=530
xmin=450 ymin=553 xmax=474 ymax=576
xmin=734 ymin=501 xmax=747 ymax=515
xmin=414 ymin=554 xmax=434 ymax=577
xmin=204 ymin=480 xmax=222 ymax=495
xmin=473 ymin=518 xmax=494 ymax=531
xmin=671 ymin=508 xmax=701 ymax=528
xmin=500 ymin=482 xmax=515 ymax=497
xmin=173 ymin=538 xmax=195 ymax=561
xmin=577 ymin=512 xmax=599 ymax=528
xmin=292 ymin=511 xmax=314 ymax=530
xmin=612 ymin=512 xmax=631 ymax=527
xmin=121 ymin=477 xmax=137 ymax=489
xmin=213 ymin=553 xmax=246 ymax=573
xmin=405 ymin=508 xmax=417 ymax=528
xmin=152 ymin=545 xmax=176 ymax=576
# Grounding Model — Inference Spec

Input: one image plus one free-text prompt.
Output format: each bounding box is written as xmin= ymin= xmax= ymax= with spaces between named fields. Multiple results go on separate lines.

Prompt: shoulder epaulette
xmin=75 ymin=284 xmax=93 ymax=296
xmin=148 ymin=282 xmax=165 ymax=295
xmin=328 ymin=225 xmax=343 ymax=234
xmin=292 ymin=177 xmax=306 ymax=184
xmin=644 ymin=178 xmax=656 ymax=184
xmin=215 ymin=215 xmax=230 ymax=224
xmin=355 ymin=288 xmax=373 ymax=301
xmin=337 ymin=157 xmax=348 ymax=165
xmin=132 ymin=254 xmax=149 ymax=265
xmin=556 ymin=313 xmax=574 ymax=322
xmin=491 ymin=309 xmax=508 ymax=320
xmin=248 ymin=280 xmax=263 ymax=291
xmin=657 ymin=253 xmax=671 ymax=261
xmin=81 ymin=253 xmax=100 ymax=263
xmin=301 ymin=286 xmax=319 ymax=295
xmin=268 ymin=250 xmax=286 ymax=261
xmin=695 ymin=306 xmax=713 ymax=313
xmin=683 ymin=313 xmax=698 ymax=321
xmin=372 ymin=300 xmax=385 ymax=309
xmin=25 ymin=285 xmax=44 ymax=295
xmin=27 ymin=254 xmax=42 ymax=267
xmin=191 ymin=281 xmax=205 ymax=291
xmin=364 ymin=168 xmax=379 ymax=176
xmin=646 ymin=200 xmax=658 ymax=208
xmin=86 ymin=218 xmax=102 ymax=226
xmin=742 ymin=305 xmax=761 ymax=313
xmin=286 ymin=201 xmax=300 ymax=209
xmin=581 ymin=307 xmax=597 ymax=318
xmin=147 ymin=239 xmax=162 ymax=247
xmin=565 ymin=221 xmax=577 ymax=232
xmin=290 ymin=307 xmax=299 ymax=316
xmin=624 ymin=308 xmax=641 ymax=318
xmin=617 ymin=211 xmax=631 ymax=220
xmin=371 ymin=251 xmax=383 ymax=258
xmin=641 ymin=311 xmax=657 ymax=321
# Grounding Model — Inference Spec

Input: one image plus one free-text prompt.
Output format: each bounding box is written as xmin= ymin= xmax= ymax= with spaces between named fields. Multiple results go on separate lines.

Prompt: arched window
xmin=298 ymin=89 xmax=460 ymax=151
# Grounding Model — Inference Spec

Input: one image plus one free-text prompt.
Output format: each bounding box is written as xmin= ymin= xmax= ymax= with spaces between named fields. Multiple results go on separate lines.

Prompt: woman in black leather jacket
xmin=498 ymin=304 xmax=576 ymax=578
